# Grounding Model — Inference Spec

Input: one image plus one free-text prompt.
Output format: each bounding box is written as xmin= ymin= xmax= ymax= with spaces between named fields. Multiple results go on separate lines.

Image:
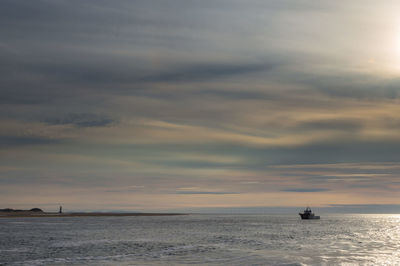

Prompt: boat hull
xmin=299 ymin=213 xmax=320 ymax=219
xmin=300 ymin=215 xmax=320 ymax=220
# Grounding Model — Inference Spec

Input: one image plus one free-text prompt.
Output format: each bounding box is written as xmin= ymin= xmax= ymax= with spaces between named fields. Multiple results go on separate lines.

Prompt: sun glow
xmin=394 ymin=27 xmax=400 ymax=67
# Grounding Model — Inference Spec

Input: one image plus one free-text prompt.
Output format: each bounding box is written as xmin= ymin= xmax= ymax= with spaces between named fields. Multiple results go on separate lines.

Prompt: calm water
xmin=1 ymin=214 xmax=400 ymax=265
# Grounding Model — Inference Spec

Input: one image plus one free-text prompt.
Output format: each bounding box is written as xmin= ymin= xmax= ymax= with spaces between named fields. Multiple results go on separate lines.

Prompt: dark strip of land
xmin=0 ymin=211 xmax=186 ymax=218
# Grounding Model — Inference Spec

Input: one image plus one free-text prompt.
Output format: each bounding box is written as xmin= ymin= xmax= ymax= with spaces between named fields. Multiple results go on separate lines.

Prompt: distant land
xmin=0 ymin=208 xmax=185 ymax=218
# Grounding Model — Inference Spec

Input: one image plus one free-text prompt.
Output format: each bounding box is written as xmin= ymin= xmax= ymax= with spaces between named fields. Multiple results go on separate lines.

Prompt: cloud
xmin=327 ymin=204 xmax=400 ymax=213
xmin=0 ymin=136 xmax=61 ymax=147
xmin=297 ymin=119 xmax=362 ymax=131
xmin=45 ymin=113 xmax=115 ymax=128
xmin=104 ymin=186 xmax=145 ymax=193
xmin=139 ymin=62 xmax=277 ymax=83
xmin=2 ymin=0 xmax=400 ymax=210
xmin=0 ymin=90 xmax=55 ymax=105
xmin=289 ymin=72 xmax=400 ymax=100
xmin=282 ymin=188 xmax=329 ymax=192
xmin=272 ymin=162 xmax=400 ymax=170
xmin=175 ymin=191 xmax=239 ymax=195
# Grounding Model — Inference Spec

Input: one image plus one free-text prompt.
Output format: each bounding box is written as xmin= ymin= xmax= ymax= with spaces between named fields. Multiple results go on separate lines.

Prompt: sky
xmin=2 ymin=0 xmax=400 ymax=213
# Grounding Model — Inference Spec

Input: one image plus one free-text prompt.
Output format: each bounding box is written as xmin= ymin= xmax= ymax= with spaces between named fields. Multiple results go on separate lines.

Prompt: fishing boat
xmin=299 ymin=207 xmax=320 ymax=219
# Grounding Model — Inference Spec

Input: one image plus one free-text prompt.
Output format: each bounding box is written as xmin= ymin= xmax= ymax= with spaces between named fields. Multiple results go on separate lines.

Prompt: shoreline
xmin=0 ymin=212 xmax=187 ymax=218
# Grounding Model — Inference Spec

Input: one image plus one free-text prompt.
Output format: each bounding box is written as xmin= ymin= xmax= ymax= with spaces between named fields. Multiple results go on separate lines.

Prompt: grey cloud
xmin=0 ymin=89 xmax=55 ymax=105
xmin=223 ymin=140 xmax=399 ymax=167
xmin=107 ymin=140 xmax=400 ymax=171
xmin=0 ymin=136 xmax=61 ymax=147
xmin=298 ymin=119 xmax=362 ymax=131
xmin=0 ymin=0 xmax=319 ymax=40
xmin=26 ymin=59 xmax=277 ymax=86
xmin=175 ymin=191 xmax=239 ymax=195
xmin=45 ymin=113 xmax=115 ymax=127
xmin=139 ymin=63 xmax=277 ymax=83
xmin=191 ymin=90 xmax=267 ymax=100
xmin=288 ymin=72 xmax=400 ymax=99
xmin=152 ymin=159 xmax=239 ymax=169
xmin=104 ymin=188 xmax=144 ymax=193
xmin=0 ymin=43 xmax=280 ymax=105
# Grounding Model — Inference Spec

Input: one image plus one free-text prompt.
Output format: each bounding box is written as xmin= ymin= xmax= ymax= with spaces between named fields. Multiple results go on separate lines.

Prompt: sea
xmin=1 ymin=214 xmax=400 ymax=265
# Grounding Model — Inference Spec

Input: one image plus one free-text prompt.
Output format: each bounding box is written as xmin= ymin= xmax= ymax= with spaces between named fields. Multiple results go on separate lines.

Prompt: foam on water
xmin=1 ymin=214 xmax=400 ymax=265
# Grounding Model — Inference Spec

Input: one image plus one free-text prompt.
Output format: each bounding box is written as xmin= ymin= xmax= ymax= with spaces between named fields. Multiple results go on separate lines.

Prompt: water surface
xmin=1 ymin=214 xmax=399 ymax=265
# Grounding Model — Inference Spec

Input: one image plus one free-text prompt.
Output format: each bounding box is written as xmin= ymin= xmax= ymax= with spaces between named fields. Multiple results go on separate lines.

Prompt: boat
xmin=299 ymin=207 xmax=320 ymax=219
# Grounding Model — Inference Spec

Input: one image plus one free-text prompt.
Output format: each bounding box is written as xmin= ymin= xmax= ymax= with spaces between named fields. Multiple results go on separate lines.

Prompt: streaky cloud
xmin=175 ymin=191 xmax=239 ymax=195
xmin=139 ymin=62 xmax=278 ymax=83
xmin=282 ymin=188 xmax=329 ymax=192
xmin=0 ymin=136 xmax=61 ymax=147
xmin=327 ymin=204 xmax=400 ymax=213
xmin=45 ymin=113 xmax=115 ymax=128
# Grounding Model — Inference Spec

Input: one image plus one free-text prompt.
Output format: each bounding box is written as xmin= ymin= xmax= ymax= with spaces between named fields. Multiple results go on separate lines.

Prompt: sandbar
xmin=0 ymin=211 xmax=186 ymax=218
